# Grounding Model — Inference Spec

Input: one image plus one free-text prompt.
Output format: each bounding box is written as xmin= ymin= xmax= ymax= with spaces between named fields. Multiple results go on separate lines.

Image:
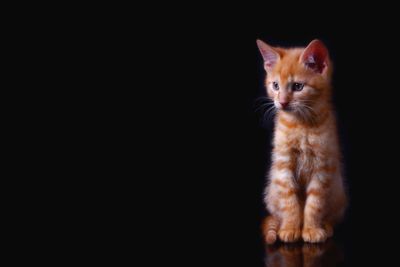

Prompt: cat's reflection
xmin=265 ymin=239 xmax=343 ymax=267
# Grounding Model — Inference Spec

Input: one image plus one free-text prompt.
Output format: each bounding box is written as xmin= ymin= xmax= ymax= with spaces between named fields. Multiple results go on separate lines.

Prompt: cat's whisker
xmin=297 ymin=100 xmax=315 ymax=103
xmin=254 ymin=98 xmax=273 ymax=106
xmin=255 ymin=102 xmax=274 ymax=112
xmin=294 ymin=103 xmax=318 ymax=125
xmin=255 ymin=96 xmax=272 ymax=102
xmin=268 ymin=108 xmax=277 ymax=123
xmin=254 ymin=97 xmax=275 ymax=114
xmin=262 ymin=105 xmax=276 ymax=124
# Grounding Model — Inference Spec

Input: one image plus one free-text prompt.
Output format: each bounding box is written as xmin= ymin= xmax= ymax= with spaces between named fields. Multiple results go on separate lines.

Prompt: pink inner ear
xmin=257 ymin=40 xmax=279 ymax=70
xmin=305 ymin=55 xmax=325 ymax=73
xmin=264 ymin=54 xmax=277 ymax=68
xmin=302 ymin=41 xmax=328 ymax=74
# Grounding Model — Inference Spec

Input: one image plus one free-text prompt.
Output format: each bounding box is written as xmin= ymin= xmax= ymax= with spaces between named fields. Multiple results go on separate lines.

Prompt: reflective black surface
xmin=265 ymin=240 xmax=344 ymax=267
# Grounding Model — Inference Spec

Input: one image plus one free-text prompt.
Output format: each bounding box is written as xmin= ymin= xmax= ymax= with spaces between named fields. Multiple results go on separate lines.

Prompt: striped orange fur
xmin=257 ymin=39 xmax=347 ymax=244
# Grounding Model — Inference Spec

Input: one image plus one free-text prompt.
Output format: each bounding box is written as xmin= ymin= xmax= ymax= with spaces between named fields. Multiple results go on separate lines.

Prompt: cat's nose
xmin=280 ymin=102 xmax=289 ymax=108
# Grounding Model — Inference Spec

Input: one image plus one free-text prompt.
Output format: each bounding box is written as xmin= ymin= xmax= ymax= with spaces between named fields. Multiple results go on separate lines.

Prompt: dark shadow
xmin=265 ymin=239 xmax=344 ymax=267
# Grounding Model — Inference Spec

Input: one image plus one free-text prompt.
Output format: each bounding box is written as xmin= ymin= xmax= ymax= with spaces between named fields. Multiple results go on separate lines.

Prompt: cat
xmin=256 ymin=39 xmax=347 ymax=244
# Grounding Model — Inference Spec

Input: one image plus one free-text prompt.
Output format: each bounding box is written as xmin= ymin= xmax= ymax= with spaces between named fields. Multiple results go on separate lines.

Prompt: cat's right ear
xmin=257 ymin=40 xmax=279 ymax=72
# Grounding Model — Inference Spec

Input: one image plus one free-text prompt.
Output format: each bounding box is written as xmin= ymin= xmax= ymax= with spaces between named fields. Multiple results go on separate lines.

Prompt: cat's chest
xmin=284 ymin=138 xmax=315 ymax=185
xmin=292 ymin=135 xmax=315 ymax=162
xmin=281 ymin=130 xmax=319 ymax=175
xmin=280 ymin=129 xmax=315 ymax=149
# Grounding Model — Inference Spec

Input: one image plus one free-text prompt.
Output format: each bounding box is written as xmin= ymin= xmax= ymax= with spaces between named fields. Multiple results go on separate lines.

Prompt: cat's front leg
xmin=268 ymin=163 xmax=302 ymax=243
xmin=302 ymin=177 xmax=330 ymax=243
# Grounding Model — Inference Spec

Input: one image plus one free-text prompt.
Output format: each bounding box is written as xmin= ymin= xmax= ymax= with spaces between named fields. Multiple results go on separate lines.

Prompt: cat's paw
xmin=302 ymin=228 xmax=328 ymax=243
xmin=278 ymin=228 xmax=301 ymax=243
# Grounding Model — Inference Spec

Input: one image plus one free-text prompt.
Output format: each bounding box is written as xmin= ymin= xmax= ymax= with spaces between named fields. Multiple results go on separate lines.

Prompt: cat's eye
xmin=292 ymin=83 xmax=304 ymax=92
xmin=272 ymin=82 xmax=280 ymax=91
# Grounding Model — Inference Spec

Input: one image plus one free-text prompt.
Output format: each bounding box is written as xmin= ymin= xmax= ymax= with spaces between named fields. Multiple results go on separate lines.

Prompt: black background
xmin=24 ymin=3 xmax=400 ymax=265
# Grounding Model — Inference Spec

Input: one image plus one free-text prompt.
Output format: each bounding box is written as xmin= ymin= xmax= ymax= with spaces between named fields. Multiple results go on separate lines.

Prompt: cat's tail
xmin=262 ymin=216 xmax=280 ymax=244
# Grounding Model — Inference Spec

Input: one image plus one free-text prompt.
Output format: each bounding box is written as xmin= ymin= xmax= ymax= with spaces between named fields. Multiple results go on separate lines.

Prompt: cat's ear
xmin=300 ymin=39 xmax=329 ymax=74
xmin=257 ymin=39 xmax=279 ymax=72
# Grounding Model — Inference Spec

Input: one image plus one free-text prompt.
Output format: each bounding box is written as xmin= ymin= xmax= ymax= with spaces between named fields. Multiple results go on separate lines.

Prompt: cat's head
xmin=257 ymin=39 xmax=332 ymax=115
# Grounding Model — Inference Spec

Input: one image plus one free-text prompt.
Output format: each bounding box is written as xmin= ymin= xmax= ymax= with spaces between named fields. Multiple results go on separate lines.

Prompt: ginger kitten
xmin=257 ymin=39 xmax=347 ymax=244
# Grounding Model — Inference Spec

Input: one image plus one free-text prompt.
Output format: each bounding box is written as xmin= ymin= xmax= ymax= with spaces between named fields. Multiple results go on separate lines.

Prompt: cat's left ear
xmin=257 ymin=39 xmax=280 ymax=72
xmin=300 ymin=39 xmax=330 ymax=74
